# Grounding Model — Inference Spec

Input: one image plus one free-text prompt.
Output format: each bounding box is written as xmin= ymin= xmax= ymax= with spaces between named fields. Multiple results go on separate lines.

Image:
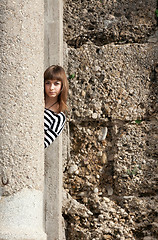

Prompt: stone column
xmin=44 ymin=136 xmax=63 ymax=240
xmin=0 ymin=1 xmax=46 ymax=240
xmin=44 ymin=0 xmax=64 ymax=239
xmin=44 ymin=0 xmax=63 ymax=68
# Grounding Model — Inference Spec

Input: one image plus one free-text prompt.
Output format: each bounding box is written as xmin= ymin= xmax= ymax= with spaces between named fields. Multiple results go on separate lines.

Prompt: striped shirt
xmin=44 ymin=108 xmax=66 ymax=148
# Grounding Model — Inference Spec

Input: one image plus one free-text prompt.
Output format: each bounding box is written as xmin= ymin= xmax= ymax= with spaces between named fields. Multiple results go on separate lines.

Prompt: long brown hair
xmin=44 ymin=65 xmax=69 ymax=112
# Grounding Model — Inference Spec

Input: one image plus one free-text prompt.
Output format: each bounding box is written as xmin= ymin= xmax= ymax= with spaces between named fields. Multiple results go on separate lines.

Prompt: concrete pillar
xmin=44 ymin=0 xmax=64 ymax=239
xmin=44 ymin=136 xmax=63 ymax=240
xmin=0 ymin=1 xmax=46 ymax=240
xmin=44 ymin=0 xmax=63 ymax=68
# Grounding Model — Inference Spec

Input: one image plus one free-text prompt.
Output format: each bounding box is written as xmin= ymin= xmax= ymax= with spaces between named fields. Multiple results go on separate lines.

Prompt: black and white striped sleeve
xmin=44 ymin=109 xmax=66 ymax=149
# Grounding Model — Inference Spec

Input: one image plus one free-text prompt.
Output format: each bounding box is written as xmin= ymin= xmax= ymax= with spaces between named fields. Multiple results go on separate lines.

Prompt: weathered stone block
xmin=67 ymin=43 xmax=157 ymax=121
xmin=113 ymin=119 xmax=158 ymax=196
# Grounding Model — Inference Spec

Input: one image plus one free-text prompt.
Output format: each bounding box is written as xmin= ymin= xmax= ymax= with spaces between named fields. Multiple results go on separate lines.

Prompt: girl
xmin=44 ymin=65 xmax=68 ymax=148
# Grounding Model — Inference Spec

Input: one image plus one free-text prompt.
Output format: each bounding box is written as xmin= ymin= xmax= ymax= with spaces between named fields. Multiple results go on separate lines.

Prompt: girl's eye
xmin=45 ymin=82 xmax=50 ymax=85
xmin=55 ymin=82 xmax=60 ymax=85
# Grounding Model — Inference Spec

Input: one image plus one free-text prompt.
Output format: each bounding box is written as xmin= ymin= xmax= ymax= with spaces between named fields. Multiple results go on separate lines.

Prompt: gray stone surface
xmin=45 ymin=136 xmax=63 ymax=240
xmin=44 ymin=0 xmax=63 ymax=67
xmin=0 ymin=0 xmax=44 ymax=196
xmin=0 ymin=189 xmax=46 ymax=240
xmin=0 ymin=0 xmax=46 ymax=239
xmin=44 ymin=0 xmax=64 ymax=239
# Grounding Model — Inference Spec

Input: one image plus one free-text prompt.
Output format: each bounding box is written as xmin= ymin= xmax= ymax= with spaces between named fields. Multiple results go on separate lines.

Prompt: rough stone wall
xmin=63 ymin=1 xmax=158 ymax=240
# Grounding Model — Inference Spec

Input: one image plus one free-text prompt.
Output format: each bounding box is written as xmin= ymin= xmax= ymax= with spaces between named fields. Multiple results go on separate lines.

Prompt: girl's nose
xmin=50 ymin=84 xmax=54 ymax=90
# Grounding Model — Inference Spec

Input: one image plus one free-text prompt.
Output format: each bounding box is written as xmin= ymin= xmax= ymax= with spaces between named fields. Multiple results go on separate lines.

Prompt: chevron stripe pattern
xmin=44 ymin=108 xmax=66 ymax=148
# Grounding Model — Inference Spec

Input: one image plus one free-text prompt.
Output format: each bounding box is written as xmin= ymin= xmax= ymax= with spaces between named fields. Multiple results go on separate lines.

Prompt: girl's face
xmin=45 ymin=79 xmax=62 ymax=99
